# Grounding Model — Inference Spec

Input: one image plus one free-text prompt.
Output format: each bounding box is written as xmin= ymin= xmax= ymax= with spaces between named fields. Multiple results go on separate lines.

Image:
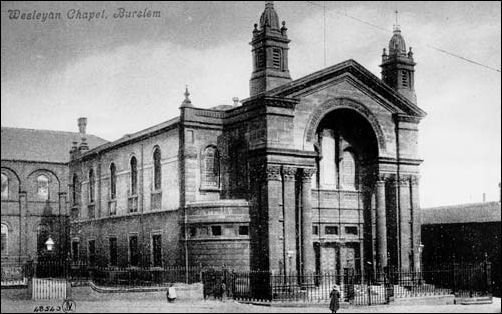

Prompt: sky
xmin=1 ymin=1 xmax=501 ymax=207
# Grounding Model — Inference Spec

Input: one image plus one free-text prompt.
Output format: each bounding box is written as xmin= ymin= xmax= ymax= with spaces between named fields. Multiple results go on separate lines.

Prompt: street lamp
xmin=45 ymin=236 xmax=55 ymax=252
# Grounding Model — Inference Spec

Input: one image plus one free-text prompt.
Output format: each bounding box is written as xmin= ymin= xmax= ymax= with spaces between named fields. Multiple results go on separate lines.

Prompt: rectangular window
xmin=109 ymin=237 xmax=117 ymax=266
xmin=345 ymin=226 xmax=358 ymax=235
xmin=129 ymin=235 xmax=139 ymax=266
xmin=152 ymin=234 xmax=162 ymax=267
xmin=88 ymin=240 xmax=96 ymax=266
xmin=312 ymin=225 xmax=319 ymax=235
xmin=325 ymin=226 xmax=338 ymax=235
xmin=238 ymin=226 xmax=249 ymax=236
xmin=211 ymin=226 xmax=222 ymax=236
xmin=72 ymin=241 xmax=80 ymax=262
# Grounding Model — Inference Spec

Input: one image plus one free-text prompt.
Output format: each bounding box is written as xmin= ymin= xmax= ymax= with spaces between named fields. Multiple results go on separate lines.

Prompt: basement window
xmin=345 ymin=226 xmax=358 ymax=235
xmin=211 ymin=226 xmax=222 ymax=236
xmin=325 ymin=226 xmax=338 ymax=235
xmin=238 ymin=226 xmax=249 ymax=236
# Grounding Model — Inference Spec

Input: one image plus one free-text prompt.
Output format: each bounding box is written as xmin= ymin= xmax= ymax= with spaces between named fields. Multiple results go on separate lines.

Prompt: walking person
xmin=329 ymin=285 xmax=341 ymax=313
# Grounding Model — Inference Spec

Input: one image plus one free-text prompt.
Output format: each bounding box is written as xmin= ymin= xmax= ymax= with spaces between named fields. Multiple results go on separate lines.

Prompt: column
xmin=398 ymin=177 xmax=411 ymax=272
xmin=375 ymin=175 xmax=388 ymax=273
xmin=282 ymin=166 xmax=297 ymax=275
xmin=301 ymin=168 xmax=316 ymax=276
xmin=410 ymin=176 xmax=421 ymax=273
xmin=265 ymin=165 xmax=283 ymax=273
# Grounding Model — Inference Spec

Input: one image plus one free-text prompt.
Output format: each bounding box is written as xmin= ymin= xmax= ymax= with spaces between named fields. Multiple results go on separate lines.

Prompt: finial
xmin=266 ymin=1 xmax=274 ymax=7
xmin=184 ymin=85 xmax=190 ymax=99
xmin=393 ymin=9 xmax=400 ymax=32
xmin=254 ymin=23 xmax=258 ymax=30
xmin=232 ymin=97 xmax=240 ymax=106
xmin=181 ymin=85 xmax=193 ymax=108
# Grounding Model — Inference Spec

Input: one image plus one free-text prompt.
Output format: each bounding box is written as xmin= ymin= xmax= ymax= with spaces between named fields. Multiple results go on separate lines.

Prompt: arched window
xmin=1 ymin=173 xmax=8 ymax=200
xmin=153 ymin=148 xmax=161 ymax=191
xmin=37 ymin=175 xmax=49 ymax=200
xmin=1 ymin=224 xmax=8 ymax=254
xmin=72 ymin=174 xmax=78 ymax=205
xmin=88 ymin=169 xmax=95 ymax=203
xmin=110 ymin=163 xmax=116 ymax=199
xmin=201 ymin=146 xmax=220 ymax=188
xmin=340 ymin=150 xmax=356 ymax=190
xmin=130 ymin=157 xmax=138 ymax=195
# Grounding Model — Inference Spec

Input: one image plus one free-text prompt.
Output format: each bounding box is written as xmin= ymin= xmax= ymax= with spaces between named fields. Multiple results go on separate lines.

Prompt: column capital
xmin=398 ymin=177 xmax=410 ymax=186
xmin=282 ymin=166 xmax=297 ymax=181
xmin=300 ymin=168 xmax=316 ymax=182
xmin=410 ymin=175 xmax=420 ymax=186
xmin=376 ymin=173 xmax=393 ymax=183
xmin=265 ymin=164 xmax=282 ymax=181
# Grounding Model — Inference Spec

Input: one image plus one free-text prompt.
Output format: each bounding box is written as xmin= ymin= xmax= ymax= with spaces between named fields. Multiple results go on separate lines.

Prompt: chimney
xmin=232 ymin=97 xmax=240 ymax=106
xmin=77 ymin=117 xmax=89 ymax=151
xmin=78 ymin=117 xmax=87 ymax=135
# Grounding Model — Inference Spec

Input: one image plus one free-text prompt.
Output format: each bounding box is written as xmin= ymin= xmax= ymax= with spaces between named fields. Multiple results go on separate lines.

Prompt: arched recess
xmin=1 ymin=167 xmax=21 ymax=200
xmin=303 ymin=97 xmax=386 ymax=153
xmin=200 ymin=145 xmax=220 ymax=189
xmin=27 ymin=169 xmax=61 ymax=201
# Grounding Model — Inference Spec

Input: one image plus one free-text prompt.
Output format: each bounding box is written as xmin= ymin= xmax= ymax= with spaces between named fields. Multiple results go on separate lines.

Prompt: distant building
xmin=1 ymin=124 xmax=107 ymax=265
xmin=68 ymin=2 xmax=426 ymax=275
xmin=421 ymin=201 xmax=501 ymax=296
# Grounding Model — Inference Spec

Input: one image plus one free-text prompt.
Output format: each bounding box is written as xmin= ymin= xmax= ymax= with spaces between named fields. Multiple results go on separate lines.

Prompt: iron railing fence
xmin=20 ymin=259 xmax=491 ymax=305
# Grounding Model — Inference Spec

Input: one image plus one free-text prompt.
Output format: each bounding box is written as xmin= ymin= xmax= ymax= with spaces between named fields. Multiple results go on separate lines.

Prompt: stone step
xmin=456 ymin=296 xmax=492 ymax=305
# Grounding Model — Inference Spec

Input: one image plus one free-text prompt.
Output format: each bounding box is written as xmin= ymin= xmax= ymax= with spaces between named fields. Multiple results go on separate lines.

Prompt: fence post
xmin=484 ymin=252 xmax=492 ymax=295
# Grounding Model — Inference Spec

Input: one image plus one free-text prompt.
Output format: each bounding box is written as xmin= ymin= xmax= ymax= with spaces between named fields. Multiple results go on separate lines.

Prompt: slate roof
xmin=421 ymin=201 xmax=501 ymax=225
xmin=1 ymin=127 xmax=108 ymax=163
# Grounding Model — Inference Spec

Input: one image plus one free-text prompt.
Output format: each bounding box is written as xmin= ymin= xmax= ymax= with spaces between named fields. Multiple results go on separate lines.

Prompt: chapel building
xmin=68 ymin=2 xmax=426 ymax=276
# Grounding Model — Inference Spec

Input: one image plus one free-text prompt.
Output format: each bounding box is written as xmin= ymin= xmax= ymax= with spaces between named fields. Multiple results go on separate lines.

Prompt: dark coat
xmin=330 ymin=289 xmax=340 ymax=312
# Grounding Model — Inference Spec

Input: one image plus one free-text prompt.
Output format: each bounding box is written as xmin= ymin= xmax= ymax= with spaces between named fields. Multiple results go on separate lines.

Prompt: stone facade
xmin=1 ymin=127 xmax=107 ymax=265
xmin=68 ymin=2 xmax=426 ymax=275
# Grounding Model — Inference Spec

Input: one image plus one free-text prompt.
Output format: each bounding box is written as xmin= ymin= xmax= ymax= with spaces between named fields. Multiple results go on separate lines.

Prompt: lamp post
xmin=45 ymin=236 xmax=55 ymax=252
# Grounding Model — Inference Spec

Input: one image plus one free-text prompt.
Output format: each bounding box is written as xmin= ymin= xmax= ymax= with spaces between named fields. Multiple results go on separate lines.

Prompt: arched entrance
xmin=310 ymin=106 xmax=380 ymax=278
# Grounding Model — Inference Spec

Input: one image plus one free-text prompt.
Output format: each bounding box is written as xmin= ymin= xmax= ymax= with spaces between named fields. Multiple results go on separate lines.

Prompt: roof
xmin=253 ymin=59 xmax=426 ymax=118
xmin=421 ymin=201 xmax=501 ymax=225
xmin=1 ymin=127 xmax=108 ymax=163
xmin=78 ymin=116 xmax=179 ymax=159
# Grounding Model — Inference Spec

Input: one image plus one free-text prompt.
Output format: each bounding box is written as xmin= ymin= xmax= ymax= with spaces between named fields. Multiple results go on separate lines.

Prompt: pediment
xmin=264 ymin=59 xmax=426 ymax=118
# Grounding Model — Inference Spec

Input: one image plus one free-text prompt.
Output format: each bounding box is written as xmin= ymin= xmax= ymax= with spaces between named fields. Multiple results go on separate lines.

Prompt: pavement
xmin=2 ymin=288 xmax=501 ymax=313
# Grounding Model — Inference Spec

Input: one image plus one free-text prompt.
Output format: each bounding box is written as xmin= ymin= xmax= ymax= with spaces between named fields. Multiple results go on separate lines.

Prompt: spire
xmin=249 ymin=1 xmax=291 ymax=96
xmin=180 ymin=85 xmax=193 ymax=108
xmin=260 ymin=1 xmax=280 ymax=30
xmin=380 ymin=12 xmax=417 ymax=104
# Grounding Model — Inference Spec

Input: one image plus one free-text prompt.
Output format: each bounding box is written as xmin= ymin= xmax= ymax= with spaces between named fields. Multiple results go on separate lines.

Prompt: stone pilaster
xmin=265 ymin=165 xmax=282 ymax=273
xmin=398 ymin=177 xmax=411 ymax=272
xmin=375 ymin=175 xmax=388 ymax=273
xmin=410 ymin=176 xmax=421 ymax=272
xmin=282 ymin=166 xmax=297 ymax=274
xmin=300 ymin=168 xmax=315 ymax=275
xmin=58 ymin=192 xmax=67 ymax=255
xmin=19 ymin=191 xmax=28 ymax=260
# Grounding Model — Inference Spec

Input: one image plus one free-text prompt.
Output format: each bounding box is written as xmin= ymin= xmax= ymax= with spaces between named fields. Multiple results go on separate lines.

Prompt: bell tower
xmin=380 ymin=12 xmax=417 ymax=104
xmin=249 ymin=1 xmax=292 ymax=97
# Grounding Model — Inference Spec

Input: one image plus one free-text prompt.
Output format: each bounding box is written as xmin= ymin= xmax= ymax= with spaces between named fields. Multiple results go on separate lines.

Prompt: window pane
xmin=110 ymin=163 xmax=116 ymax=199
xmin=131 ymin=157 xmax=138 ymax=195
xmin=345 ymin=226 xmax=358 ymax=235
xmin=238 ymin=226 xmax=249 ymax=236
xmin=1 ymin=174 xmax=8 ymax=199
xmin=1 ymin=224 xmax=7 ymax=254
xmin=129 ymin=236 xmax=139 ymax=266
xmin=202 ymin=147 xmax=219 ymax=188
xmin=325 ymin=226 xmax=338 ymax=235
xmin=37 ymin=175 xmax=49 ymax=200
xmin=89 ymin=170 xmax=95 ymax=203
xmin=109 ymin=238 xmax=117 ymax=266
xmin=211 ymin=226 xmax=222 ymax=236
xmin=152 ymin=235 xmax=162 ymax=267
xmin=341 ymin=150 xmax=356 ymax=190
xmin=154 ymin=148 xmax=161 ymax=190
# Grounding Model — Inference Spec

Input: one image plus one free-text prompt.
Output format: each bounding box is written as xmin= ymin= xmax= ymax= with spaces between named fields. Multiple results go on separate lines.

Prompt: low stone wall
xmin=88 ymin=282 xmax=203 ymax=301
xmin=394 ymin=295 xmax=455 ymax=305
